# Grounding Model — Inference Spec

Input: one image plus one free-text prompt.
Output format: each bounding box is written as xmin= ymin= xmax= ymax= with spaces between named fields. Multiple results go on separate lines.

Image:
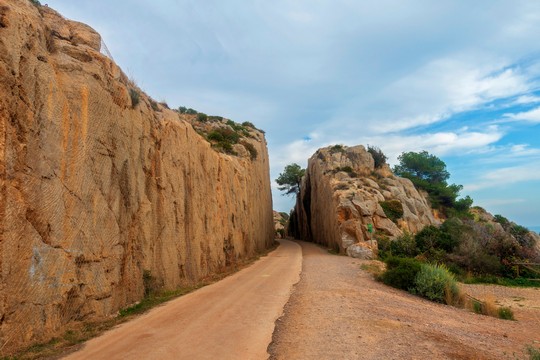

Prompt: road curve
xmin=65 ymin=239 xmax=302 ymax=360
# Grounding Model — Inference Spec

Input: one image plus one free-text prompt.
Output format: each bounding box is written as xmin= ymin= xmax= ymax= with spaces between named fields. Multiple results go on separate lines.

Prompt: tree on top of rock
xmin=276 ymin=163 xmax=305 ymax=196
xmin=393 ymin=151 xmax=472 ymax=214
xmin=393 ymin=151 xmax=449 ymax=185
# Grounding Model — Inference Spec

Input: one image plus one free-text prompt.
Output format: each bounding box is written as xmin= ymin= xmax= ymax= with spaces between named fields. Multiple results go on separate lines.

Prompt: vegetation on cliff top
xmin=393 ymin=150 xmax=473 ymax=215
xmin=174 ymin=106 xmax=261 ymax=160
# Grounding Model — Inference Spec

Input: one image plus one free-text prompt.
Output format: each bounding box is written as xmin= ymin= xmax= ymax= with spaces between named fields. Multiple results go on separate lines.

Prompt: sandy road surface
xmin=65 ymin=239 xmax=301 ymax=360
xmin=269 ymin=241 xmax=540 ymax=360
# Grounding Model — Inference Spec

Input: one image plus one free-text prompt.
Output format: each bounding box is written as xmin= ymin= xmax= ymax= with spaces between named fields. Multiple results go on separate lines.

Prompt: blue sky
xmin=46 ymin=0 xmax=540 ymax=229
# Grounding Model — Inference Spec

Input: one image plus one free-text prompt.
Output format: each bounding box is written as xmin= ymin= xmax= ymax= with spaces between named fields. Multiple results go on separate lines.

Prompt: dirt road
xmin=65 ymin=239 xmax=302 ymax=360
xmin=269 ymin=241 xmax=540 ymax=360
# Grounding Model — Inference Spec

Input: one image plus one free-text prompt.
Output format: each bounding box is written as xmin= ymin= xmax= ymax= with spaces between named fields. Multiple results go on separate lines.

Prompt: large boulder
xmin=290 ymin=145 xmax=439 ymax=256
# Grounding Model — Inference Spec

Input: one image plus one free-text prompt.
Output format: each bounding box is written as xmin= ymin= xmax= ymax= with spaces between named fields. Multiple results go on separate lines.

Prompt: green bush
xmin=149 ymin=99 xmax=159 ymax=111
xmin=527 ymin=345 xmax=540 ymax=360
xmin=413 ymin=263 xmax=460 ymax=304
xmin=129 ymin=88 xmax=140 ymax=108
xmin=197 ymin=113 xmax=208 ymax=122
xmin=241 ymin=141 xmax=258 ymax=160
xmin=186 ymin=108 xmax=197 ymax=115
xmin=498 ymin=307 xmax=514 ymax=320
xmin=178 ymin=106 xmax=187 ymax=114
xmin=415 ymin=225 xmax=457 ymax=253
xmin=242 ymin=121 xmax=256 ymax=128
xmin=389 ymin=233 xmax=418 ymax=257
xmin=207 ymin=131 xmax=224 ymax=142
xmin=329 ymin=144 xmax=345 ymax=153
xmin=30 ymin=0 xmax=41 ymax=6
xmin=380 ymin=200 xmax=404 ymax=223
xmin=381 ymin=257 xmax=422 ymax=291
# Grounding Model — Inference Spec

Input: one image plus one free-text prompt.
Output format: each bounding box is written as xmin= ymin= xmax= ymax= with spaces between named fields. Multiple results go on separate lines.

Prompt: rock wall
xmin=290 ymin=145 xmax=438 ymax=259
xmin=0 ymin=1 xmax=274 ymax=352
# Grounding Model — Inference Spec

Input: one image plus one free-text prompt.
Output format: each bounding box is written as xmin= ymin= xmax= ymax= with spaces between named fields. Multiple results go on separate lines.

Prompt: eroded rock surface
xmin=0 ymin=1 xmax=273 ymax=353
xmin=290 ymin=145 xmax=439 ymax=259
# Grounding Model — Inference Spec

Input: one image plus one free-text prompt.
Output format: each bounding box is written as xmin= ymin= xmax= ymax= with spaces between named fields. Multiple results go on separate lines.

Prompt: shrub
xmin=241 ymin=140 xmax=258 ymax=160
xmin=334 ymin=166 xmax=358 ymax=177
xmin=149 ymin=99 xmax=159 ymax=111
xmin=129 ymin=88 xmax=140 ymax=108
xmin=412 ymin=263 xmax=460 ymax=304
xmin=178 ymin=106 xmax=187 ymax=114
xmin=30 ymin=0 xmax=41 ymax=6
xmin=329 ymin=144 xmax=345 ymax=153
xmin=242 ymin=121 xmax=256 ymax=128
xmin=367 ymin=145 xmax=388 ymax=168
xmin=197 ymin=113 xmax=208 ymax=122
xmin=527 ymin=345 xmax=540 ymax=360
xmin=498 ymin=306 xmax=514 ymax=320
xmin=186 ymin=108 xmax=197 ymax=115
xmin=381 ymin=257 xmax=422 ymax=291
xmin=207 ymin=131 xmax=224 ymax=142
xmin=380 ymin=200 xmax=404 ymax=223
xmin=389 ymin=233 xmax=418 ymax=257
xmin=416 ymin=225 xmax=457 ymax=253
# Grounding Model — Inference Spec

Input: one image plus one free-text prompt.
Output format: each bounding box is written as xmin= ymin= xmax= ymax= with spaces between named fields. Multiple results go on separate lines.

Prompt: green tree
xmin=276 ymin=163 xmax=305 ymax=196
xmin=393 ymin=150 xmax=471 ymax=213
xmin=393 ymin=151 xmax=449 ymax=186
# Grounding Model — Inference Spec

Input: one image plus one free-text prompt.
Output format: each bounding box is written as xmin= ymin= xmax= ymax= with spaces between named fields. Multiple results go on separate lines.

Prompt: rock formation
xmin=273 ymin=211 xmax=288 ymax=238
xmin=290 ymin=145 xmax=439 ymax=259
xmin=0 ymin=1 xmax=274 ymax=353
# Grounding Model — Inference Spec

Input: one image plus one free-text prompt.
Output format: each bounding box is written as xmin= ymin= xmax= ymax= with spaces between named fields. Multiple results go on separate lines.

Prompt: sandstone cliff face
xmin=290 ymin=145 xmax=438 ymax=259
xmin=0 ymin=1 xmax=274 ymax=352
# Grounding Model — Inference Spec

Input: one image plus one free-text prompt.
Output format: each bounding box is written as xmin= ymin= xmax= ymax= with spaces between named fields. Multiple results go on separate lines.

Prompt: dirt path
xmin=269 ymin=241 xmax=540 ymax=360
xmin=64 ymin=239 xmax=302 ymax=360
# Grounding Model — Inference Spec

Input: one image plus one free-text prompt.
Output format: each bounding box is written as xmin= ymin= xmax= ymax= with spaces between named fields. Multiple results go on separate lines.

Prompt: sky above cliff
xmin=47 ymin=0 xmax=540 ymax=229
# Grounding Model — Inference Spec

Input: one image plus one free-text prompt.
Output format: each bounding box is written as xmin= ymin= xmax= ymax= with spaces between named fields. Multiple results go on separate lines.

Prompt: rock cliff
xmin=290 ymin=145 xmax=439 ymax=259
xmin=0 ymin=1 xmax=274 ymax=353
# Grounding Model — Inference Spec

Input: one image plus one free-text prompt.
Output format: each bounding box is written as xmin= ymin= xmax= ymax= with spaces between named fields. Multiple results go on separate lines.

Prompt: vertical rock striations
xmin=0 ymin=1 xmax=274 ymax=352
xmin=290 ymin=145 xmax=439 ymax=259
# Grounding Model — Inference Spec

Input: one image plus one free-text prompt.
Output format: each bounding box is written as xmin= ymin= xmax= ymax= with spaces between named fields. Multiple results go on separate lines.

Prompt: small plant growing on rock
xmin=197 ymin=113 xmax=208 ymax=122
xmin=367 ymin=145 xmax=388 ymax=168
xmin=129 ymin=88 xmax=140 ymax=108
xmin=329 ymin=144 xmax=345 ymax=153
xmin=379 ymin=200 xmax=404 ymax=223
xmin=527 ymin=345 xmax=540 ymax=360
xmin=149 ymin=99 xmax=159 ymax=111
xmin=241 ymin=140 xmax=258 ymax=160
xmin=30 ymin=0 xmax=41 ymax=7
xmin=498 ymin=306 xmax=514 ymax=320
xmin=334 ymin=166 xmax=358 ymax=177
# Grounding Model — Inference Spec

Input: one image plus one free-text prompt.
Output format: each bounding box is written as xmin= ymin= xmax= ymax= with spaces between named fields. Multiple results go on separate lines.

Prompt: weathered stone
xmin=0 ymin=1 xmax=273 ymax=353
xmin=346 ymin=242 xmax=376 ymax=260
xmin=290 ymin=145 xmax=439 ymax=257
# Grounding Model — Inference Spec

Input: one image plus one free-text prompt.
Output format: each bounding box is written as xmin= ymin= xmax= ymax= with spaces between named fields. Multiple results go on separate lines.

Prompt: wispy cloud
xmin=503 ymin=106 xmax=540 ymax=123
xmin=464 ymin=162 xmax=540 ymax=191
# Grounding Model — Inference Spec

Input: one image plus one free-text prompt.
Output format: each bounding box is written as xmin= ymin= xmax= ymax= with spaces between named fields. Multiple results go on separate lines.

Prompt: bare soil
xmin=269 ymin=241 xmax=540 ymax=360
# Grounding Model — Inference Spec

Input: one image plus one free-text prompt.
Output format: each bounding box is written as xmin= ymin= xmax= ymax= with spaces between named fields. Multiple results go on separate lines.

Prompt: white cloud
xmin=464 ymin=162 xmax=540 ymax=191
xmin=503 ymin=107 xmax=540 ymax=123
xmin=513 ymin=95 xmax=540 ymax=105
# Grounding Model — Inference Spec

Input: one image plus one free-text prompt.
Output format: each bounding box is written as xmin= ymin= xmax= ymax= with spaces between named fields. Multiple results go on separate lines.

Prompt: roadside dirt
xmin=268 ymin=241 xmax=540 ymax=360
xmin=64 ymin=239 xmax=302 ymax=360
